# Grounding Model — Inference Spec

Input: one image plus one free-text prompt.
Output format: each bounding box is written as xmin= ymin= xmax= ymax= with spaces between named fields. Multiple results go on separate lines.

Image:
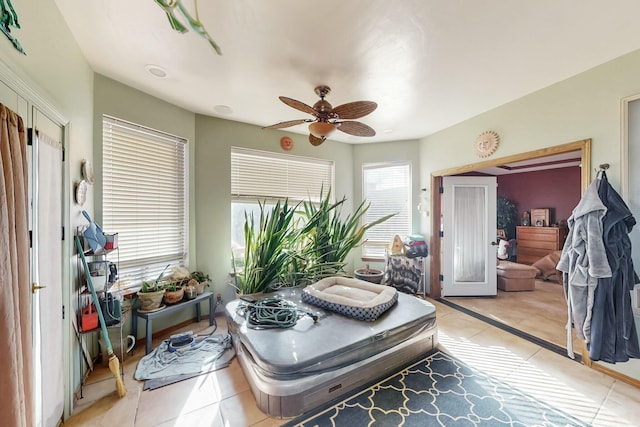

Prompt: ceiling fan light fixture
xmin=309 ymin=121 xmax=337 ymax=139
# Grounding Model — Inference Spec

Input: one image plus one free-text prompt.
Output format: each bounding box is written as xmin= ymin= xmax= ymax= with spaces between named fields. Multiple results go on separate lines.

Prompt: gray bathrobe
xmin=557 ymin=179 xmax=612 ymax=358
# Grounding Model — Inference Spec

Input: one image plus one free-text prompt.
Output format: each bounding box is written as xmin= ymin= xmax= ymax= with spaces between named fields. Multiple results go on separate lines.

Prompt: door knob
xmin=32 ymin=283 xmax=47 ymax=294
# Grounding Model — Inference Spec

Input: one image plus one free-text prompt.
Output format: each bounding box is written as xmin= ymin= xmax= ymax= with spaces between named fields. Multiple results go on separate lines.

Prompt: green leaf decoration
xmin=154 ymin=0 xmax=222 ymax=55
xmin=0 ymin=0 xmax=25 ymax=55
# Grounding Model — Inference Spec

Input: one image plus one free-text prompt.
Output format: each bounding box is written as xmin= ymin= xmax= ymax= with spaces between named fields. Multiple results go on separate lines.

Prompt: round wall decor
xmin=473 ymin=131 xmax=500 ymax=158
xmin=75 ymin=180 xmax=88 ymax=206
xmin=280 ymin=136 xmax=293 ymax=151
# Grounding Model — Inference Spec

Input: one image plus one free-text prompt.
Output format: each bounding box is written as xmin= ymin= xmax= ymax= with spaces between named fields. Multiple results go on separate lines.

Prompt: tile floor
xmin=65 ymin=296 xmax=640 ymax=427
xmin=444 ymin=278 xmax=581 ymax=351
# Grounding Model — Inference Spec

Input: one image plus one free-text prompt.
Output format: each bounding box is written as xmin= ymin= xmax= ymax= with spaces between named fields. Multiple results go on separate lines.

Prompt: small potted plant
xmin=137 ymin=280 xmax=166 ymax=311
xmin=162 ymin=280 xmax=184 ymax=304
xmin=190 ymin=271 xmax=211 ymax=295
xmin=136 ymin=265 xmax=169 ymax=311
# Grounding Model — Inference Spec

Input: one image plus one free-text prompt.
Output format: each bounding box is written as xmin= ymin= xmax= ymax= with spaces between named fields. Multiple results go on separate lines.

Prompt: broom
xmin=75 ymin=236 xmax=127 ymax=397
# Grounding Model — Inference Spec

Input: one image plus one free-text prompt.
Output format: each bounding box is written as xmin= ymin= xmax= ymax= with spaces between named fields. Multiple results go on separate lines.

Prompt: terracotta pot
xmin=137 ymin=289 xmax=165 ymax=311
xmin=163 ymin=287 xmax=185 ymax=304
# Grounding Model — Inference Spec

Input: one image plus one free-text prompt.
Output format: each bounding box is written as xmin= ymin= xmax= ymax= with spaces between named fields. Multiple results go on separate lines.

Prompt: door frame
xmin=429 ymin=138 xmax=592 ymax=299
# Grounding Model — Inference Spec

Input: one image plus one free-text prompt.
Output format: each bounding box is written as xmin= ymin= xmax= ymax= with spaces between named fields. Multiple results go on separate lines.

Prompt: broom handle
xmin=75 ymin=236 xmax=115 ymax=355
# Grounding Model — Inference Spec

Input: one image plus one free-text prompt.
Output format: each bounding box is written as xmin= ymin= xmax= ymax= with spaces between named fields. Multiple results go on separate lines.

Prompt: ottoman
xmin=496 ymin=261 xmax=537 ymax=291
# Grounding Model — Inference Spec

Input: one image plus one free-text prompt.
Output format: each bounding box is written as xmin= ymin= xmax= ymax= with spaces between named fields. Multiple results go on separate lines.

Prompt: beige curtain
xmin=0 ymin=103 xmax=33 ymax=427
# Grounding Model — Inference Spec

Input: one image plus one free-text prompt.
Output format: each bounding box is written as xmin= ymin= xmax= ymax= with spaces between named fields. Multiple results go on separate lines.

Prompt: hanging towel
xmin=557 ymin=179 xmax=612 ymax=358
xmin=588 ymin=171 xmax=640 ymax=362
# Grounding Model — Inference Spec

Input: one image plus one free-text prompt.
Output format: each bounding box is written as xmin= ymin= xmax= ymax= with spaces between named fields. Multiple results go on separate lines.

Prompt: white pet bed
xmin=301 ymin=276 xmax=398 ymax=321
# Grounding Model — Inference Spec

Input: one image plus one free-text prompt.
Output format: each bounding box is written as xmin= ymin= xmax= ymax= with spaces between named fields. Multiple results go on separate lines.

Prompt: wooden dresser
xmin=516 ymin=226 xmax=568 ymax=265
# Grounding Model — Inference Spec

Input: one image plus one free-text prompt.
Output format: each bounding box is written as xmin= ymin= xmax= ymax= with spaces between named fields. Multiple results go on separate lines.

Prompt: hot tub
xmin=225 ymin=286 xmax=438 ymax=418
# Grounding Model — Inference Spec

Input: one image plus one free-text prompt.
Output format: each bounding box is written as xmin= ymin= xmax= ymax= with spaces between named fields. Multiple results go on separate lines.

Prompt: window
xmin=102 ymin=115 xmax=188 ymax=287
xmin=230 ymin=147 xmax=334 ymax=247
xmin=362 ymin=162 xmax=411 ymax=259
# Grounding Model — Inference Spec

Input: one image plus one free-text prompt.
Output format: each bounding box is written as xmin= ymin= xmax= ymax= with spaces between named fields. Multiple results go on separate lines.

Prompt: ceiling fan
xmin=263 ymin=85 xmax=377 ymax=146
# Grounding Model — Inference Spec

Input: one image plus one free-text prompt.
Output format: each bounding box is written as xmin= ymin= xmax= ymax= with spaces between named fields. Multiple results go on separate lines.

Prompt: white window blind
xmin=231 ymin=147 xmax=334 ymax=203
xmin=362 ymin=162 xmax=411 ymax=258
xmin=102 ymin=115 xmax=188 ymax=287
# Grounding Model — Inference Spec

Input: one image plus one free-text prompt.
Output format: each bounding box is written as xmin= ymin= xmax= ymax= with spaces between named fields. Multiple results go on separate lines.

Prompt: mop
xmin=75 ymin=236 xmax=127 ymax=397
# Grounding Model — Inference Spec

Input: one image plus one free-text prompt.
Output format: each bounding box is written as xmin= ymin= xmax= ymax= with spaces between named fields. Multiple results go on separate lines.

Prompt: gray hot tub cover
xmin=302 ymin=276 xmax=398 ymax=321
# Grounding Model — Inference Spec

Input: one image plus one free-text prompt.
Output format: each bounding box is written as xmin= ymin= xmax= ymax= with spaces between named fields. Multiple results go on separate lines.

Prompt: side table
xmin=132 ymin=291 xmax=215 ymax=354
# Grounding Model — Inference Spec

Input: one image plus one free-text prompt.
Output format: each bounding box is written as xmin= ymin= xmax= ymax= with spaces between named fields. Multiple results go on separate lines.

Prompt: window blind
xmin=102 ymin=115 xmax=188 ymax=286
xmin=362 ymin=162 xmax=411 ymax=258
xmin=231 ymin=147 xmax=334 ymax=203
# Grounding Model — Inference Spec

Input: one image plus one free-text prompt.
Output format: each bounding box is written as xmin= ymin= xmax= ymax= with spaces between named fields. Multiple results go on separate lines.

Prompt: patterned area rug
xmin=283 ymin=350 xmax=590 ymax=427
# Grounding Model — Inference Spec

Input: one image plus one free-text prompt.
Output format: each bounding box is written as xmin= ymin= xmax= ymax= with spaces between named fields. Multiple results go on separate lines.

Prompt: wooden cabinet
xmin=516 ymin=226 xmax=568 ymax=265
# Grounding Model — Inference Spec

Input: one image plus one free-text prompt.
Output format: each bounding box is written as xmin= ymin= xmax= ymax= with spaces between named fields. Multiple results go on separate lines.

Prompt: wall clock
xmin=473 ymin=131 xmax=500 ymax=158
xmin=280 ymin=136 xmax=293 ymax=151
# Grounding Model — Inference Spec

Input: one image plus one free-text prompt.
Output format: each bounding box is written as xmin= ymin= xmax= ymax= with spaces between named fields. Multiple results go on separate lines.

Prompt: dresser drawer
xmin=516 ymin=226 xmax=567 ymax=265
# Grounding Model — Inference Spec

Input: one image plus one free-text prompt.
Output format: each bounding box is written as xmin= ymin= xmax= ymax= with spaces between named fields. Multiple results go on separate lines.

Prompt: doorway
xmin=428 ymin=139 xmax=590 ymax=356
xmin=429 ymin=138 xmax=591 ymax=299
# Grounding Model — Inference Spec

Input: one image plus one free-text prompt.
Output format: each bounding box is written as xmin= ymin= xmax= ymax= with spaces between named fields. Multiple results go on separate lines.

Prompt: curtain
xmin=0 ymin=103 xmax=33 ymax=427
xmin=453 ymin=186 xmax=486 ymax=282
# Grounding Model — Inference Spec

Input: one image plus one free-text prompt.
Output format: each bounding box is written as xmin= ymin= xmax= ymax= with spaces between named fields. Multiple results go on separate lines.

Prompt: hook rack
xmin=599 ymin=163 xmax=610 ymax=171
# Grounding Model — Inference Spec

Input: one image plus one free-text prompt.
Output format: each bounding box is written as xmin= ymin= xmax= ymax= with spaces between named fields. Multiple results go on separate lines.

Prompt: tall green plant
xmin=294 ymin=189 xmax=394 ymax=282
xmin=232 ymin=199 xmax=299 ymax=294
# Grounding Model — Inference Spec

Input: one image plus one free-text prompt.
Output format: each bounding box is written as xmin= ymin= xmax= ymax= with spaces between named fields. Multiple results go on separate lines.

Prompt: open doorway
xmin=428 ymin=139 xmax=591 ymax=355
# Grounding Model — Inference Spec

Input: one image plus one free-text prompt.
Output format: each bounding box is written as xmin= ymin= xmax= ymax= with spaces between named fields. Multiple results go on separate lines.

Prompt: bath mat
xmin=134 ymin=333 xmax=235 ymax=390
xmin=282 ymin=350 xmax=590 ymax=427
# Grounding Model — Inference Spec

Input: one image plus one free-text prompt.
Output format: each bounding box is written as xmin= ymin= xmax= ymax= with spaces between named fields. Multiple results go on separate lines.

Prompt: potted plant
xmin=162 ymin=280 xmax=184 ymax=304
xmin=136 ymin=265 xmax=169 ymax=311
xmin=137 ymin=280 xmax=166 ymax=311
xmin=232 ymin=199 xmax=299 ymax=295
xmin=190 ymin=271 xmax=211 ymax=295
xmin=497 ymin=196 xmax=518 ymax=239
xmin=231 ymin=188 xmax=394 ymax=294
xmin=294 ymin=189 xmax=394 ymax=284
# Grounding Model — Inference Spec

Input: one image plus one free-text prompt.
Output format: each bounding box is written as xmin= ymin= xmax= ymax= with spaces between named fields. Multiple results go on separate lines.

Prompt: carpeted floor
xmin=283 ymin=350 xmax=590 ymax=427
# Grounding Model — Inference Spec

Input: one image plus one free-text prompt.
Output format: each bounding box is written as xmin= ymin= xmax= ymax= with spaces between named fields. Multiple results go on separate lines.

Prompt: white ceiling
xmin=55 ymin=0 xmax=640 ymax=144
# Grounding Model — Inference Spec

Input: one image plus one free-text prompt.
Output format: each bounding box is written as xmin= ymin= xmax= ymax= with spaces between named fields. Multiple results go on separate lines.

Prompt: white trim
xmin=620 ymin=93 xmax=640 ymax=200
xmin=0 ymin=59 xmax=68 ymax=125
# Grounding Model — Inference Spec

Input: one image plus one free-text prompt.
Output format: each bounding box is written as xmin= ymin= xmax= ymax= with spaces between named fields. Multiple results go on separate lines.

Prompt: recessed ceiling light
xmin=383 ymin=128 xmax=394 ymax=134
xmin=145 ymin=64 xmax=168 ymax=78
xmin=214 ymin=105 xmax=233 ymax=115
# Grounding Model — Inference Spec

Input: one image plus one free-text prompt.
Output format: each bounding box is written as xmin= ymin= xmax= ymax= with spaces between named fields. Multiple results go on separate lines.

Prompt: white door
xmin=442 ymin=176 xmax=497 ymax=296
xmin=32 ymin=109 xmax=65 ymax=427
xmin=2 ymin=76 xmax=65 ymax=427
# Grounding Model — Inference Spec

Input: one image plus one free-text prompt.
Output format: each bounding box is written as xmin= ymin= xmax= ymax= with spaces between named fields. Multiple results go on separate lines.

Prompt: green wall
xmin=418 ymin=48 xmax=640 ymax=380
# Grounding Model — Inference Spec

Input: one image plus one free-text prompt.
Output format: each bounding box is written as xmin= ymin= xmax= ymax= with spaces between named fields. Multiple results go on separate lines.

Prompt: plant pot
xmin=137 ymin=289 xmax=165 ymax=311
xmin=195 ymin=281 xmax=207 ymax=295
xmin=183 ymin=284 xmax=197 ymax=300
xmin=355 ymin=267 xmax=384 ymax=284
xmin=163 ymin=287 xmax=184 ymax=304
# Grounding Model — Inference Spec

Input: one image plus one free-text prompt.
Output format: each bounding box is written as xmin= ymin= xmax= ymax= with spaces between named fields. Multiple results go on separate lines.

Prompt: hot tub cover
xmin=302 ymin=276 xmax=398 ymax=321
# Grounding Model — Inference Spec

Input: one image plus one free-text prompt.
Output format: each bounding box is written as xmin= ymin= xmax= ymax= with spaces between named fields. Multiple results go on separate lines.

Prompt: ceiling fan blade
xmin=337 ymin=121 xmax=376 ymax=137
xmin=332 ymin=101 xmax=377 ymax=120
xmin=279 ymin=96 xmax=318 ymax=116
xmin=262 ymin=119 xmax=311 ymax=130
xmin=309 ymin=134 xmax=325 ymax=146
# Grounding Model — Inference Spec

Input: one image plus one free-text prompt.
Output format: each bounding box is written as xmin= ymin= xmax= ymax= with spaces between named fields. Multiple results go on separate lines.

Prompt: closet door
xmin=32 ymin=108 xmax=65 ymax=427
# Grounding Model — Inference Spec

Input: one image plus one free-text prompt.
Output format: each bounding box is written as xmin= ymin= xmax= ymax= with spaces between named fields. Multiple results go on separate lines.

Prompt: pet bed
xmin=226 ymin=288 xmax=437 ymax=418
xmin=301 ymin=276 xmax=398 ymax=321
